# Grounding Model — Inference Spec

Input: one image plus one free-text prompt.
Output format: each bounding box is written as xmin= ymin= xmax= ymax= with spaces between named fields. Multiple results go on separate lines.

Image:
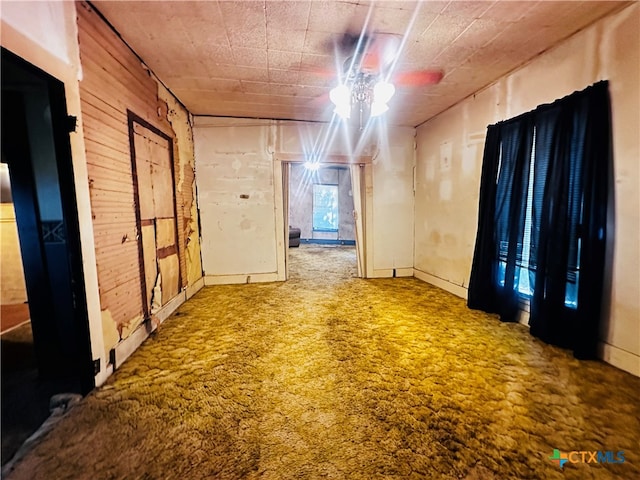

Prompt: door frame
xmin=127 ymin=110 xmax=181 ymax=319
xmin=275 ymin=153 xmax=372 ymax=280
xmin=1 ymin=48 xmax=95 ymax=393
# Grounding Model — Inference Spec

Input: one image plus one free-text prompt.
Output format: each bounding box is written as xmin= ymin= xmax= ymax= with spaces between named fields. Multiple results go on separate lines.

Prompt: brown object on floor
xmin=4 ymin=245 xmax=640 ymax=479
xmin=0 ymin=304 xmax=30 ymax=333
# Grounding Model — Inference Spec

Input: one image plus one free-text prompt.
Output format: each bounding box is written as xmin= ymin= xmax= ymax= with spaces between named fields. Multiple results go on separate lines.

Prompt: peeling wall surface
xmin=78 ymin=1 xmax=160 ymax=345
xmin=414 ymin=4 xmax=640 ymax=374
xmin=193 ymin=118 xmax=415 ymax=281
xmin=157 ymin=85 xmax=203 ymax=288
xmin=194 ymin=120 xmax=279 ymax=279
xmin=288 ymin=164 xmax=355 ymax=242
xmin=77 ymin=2 xmax=201 ymax=361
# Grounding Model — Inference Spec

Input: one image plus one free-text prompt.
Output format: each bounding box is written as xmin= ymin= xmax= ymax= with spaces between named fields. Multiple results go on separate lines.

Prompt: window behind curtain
xmin=495 ymin=127 xmax=579 ymax=308
xmin=312 ymin=184 xmax=338 ymax=232
xmin=468 ymin=81 xmax=611 ymax=359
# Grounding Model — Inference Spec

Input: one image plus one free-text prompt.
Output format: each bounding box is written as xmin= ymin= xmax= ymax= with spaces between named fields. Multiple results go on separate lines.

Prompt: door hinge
xmin=67 ymin=115 xmax=78 ymax=133
xmin=93 ymin=358 xmax=101 ymax=375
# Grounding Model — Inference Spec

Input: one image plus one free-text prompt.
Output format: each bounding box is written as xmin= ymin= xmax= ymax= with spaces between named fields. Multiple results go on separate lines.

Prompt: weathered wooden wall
xmin=77 ymin=1 xmax=197 ymax=345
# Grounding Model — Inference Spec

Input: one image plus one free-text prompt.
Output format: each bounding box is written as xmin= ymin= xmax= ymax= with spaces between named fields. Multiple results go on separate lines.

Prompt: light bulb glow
xmin=304 ymin=161 xmax=321 ymax=171
xmin=334 ymin=104 xmax=351 ymax=119
xmin=370 ymin=102 xmax=389 ymax=117
xmin=330 ymin=85 xmax=350 ymax=106
xmin=330 ymin=79 xmax=394 ymax=120
xmin=373 ymin=81 xmax=395 ymax=104
xmin=330 ymin=84 xmax=351 ymax=119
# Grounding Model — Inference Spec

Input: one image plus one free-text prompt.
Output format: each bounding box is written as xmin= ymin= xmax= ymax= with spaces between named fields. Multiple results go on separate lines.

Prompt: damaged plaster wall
xmin=78 ymin=1 xmax=158 ymax=353
xmin=194 ymin=118 xmax=279 ymax=283
xmin=193 ymin=117 xmax=415 ymax=282
xmin=157 ymin=84 xmax=203 ymax=291
xmin=76 ymin=1 xmax=201 ymax=367
xmin=414 ymin=4 xmax=640 ymax=375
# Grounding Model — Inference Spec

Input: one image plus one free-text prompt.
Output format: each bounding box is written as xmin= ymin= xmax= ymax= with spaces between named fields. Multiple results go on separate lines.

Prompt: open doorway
xmin=286 ymin=163 xmax=359 ymax=279
xmin=0 ymin=164 xmax=29 ymax=334
xmin=1 ymin=49 xmax=94 ymax=464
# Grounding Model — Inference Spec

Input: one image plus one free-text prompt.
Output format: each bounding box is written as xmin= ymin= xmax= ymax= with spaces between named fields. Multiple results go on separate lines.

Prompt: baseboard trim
xmin=94 ymin=365 xmax=113 ymax=387
xmin=599 ymin=342 xmax=640 ymax=376
xmin=369 ymin=267 xmax=414 ymax=278
xmin=413 ymin=269 xmax=468 ymax=299
xmin=301 ymin=238 xmax=356 ymax=245
xmin=204 ymin=272 xmax=281 ymax=285
xmin=371 ymin=268 xmax=393 ymax=278
xmin=396 ymin=268 xmax=414 ymax=277
xmin=186 ymin=277 xmax=204 ymax=299
xmin=112 ymin=291 xmax=186 ymax=370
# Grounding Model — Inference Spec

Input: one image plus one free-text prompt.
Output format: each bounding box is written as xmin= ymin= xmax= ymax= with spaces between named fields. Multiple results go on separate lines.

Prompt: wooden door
xmin=129 ymin=115 xmax=180 ymax=316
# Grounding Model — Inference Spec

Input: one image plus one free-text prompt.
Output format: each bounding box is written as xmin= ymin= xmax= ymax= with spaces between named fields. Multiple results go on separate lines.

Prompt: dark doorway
xmin=1 ymin=49 xmax=94 ymax=464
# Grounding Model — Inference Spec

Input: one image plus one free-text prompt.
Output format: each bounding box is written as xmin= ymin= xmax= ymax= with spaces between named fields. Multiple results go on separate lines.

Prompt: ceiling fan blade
xmin=372 ymin=34 xmax=401 ymax=69
xmin=358 ymin=33 xmax=401 ymax=73
xmin=361 ymin=50 xmax=381 ymax=72
xmin=393 ymin=70 xmax=444 ymax=86
xmin=308 ymin=92 xmax=330 ymax=109
xmin=299 ymin=66 xmax=336 ymax=78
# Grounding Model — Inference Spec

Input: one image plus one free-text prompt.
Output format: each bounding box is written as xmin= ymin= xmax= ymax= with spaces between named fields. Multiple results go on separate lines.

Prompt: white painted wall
xmin=1 ymin=0 xmax=76 ymax=65
xmin=414 ymin=4 xmax=640 ymax=375
xmin=371 ymin=125 xmax=415 ymax=277
xmin=193 ymin=118 xmax=416 ymax=281
xmin=194 ymin=119 xmax=280 ymax=283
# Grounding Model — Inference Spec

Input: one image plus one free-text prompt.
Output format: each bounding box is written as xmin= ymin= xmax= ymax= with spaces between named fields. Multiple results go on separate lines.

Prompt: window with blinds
xmin=496 ymin=126 xmax=580 ymax=308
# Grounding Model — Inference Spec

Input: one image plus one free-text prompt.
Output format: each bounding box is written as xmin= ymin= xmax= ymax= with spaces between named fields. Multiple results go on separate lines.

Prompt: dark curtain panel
xmin=468 ymin=81 xmax=611 ymax=358
xmin=494 ymin=119 xmax=534 ymax=321
xmin=467 ymin=124 xmax=501 ymax=312
xmin=467 ymin=118 xmax=533 ymax=322
xmin=529 ymin=81 xmax=612 ymax=359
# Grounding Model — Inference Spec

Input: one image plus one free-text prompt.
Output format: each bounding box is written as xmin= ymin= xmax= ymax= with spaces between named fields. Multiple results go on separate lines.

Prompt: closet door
xmin=131 ymin=118 xmax=180 ymax=315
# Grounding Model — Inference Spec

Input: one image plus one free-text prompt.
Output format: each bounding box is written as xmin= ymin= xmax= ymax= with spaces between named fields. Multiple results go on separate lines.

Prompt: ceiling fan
xmin=321 ymin=31 xmax=443 ymax=126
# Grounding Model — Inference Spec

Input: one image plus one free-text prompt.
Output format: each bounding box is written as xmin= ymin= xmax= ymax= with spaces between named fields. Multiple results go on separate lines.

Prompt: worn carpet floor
xmin=4 ymin=245 xmax=639 ymax=479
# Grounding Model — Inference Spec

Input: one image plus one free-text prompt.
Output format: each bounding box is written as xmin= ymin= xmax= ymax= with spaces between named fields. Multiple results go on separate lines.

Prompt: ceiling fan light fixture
xmin=334 ymin=104 xmax=351 ymax=119
xmin=330 ymin=84 xmax=350 ymax=105
xmin=373 ymin=80 xmax=395 ymax=105
xmin=330 ymin=77 xmax=396 ymax=121
xmin=370 ymin=101 xmax=389 ymax=117
xmin=330 ymin=84 xmax=351 ymax=118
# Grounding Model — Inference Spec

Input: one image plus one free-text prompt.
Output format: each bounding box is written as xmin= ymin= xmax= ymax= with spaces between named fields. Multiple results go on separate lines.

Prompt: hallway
xmin=4 ymin=245 xmax=639 ymax=479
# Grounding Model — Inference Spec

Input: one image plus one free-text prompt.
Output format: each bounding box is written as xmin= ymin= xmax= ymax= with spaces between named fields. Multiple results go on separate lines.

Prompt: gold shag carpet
xmin=5 ymin=245 xmax=639 ymax=479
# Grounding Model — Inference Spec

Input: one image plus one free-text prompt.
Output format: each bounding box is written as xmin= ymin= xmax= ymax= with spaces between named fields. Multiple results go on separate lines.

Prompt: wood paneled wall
xmin=77 ymin=1 xmax=190 ymax=337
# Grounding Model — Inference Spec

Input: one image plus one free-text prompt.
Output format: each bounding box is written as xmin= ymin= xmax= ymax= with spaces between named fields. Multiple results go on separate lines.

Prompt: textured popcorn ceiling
xmin=93 ymin=1 xmax=628 ymax=126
